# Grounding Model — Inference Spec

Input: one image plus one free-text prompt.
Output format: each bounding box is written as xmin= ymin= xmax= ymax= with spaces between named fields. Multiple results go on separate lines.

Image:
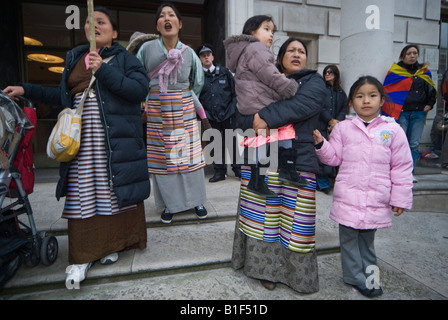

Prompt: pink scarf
xmin=148 ymin=45 xmax=189 ymax=93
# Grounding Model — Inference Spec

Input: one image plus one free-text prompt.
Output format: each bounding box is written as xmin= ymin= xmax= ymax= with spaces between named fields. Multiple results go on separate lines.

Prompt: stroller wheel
xmin=40 ymin=235 xmax=58 ymax=266
xmin=24 ymin=237 xmax=41 ymax=268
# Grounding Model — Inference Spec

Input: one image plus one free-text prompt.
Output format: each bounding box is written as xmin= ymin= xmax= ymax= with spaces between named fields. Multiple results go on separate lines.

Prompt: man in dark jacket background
xmin=196 ymin=44 xmax=241 ymax=182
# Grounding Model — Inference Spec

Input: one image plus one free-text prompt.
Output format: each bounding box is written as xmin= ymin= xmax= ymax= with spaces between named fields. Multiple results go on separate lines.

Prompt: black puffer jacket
xmin=235 ymin=69 xmax=326 ymax=174
xmin=317 ymin=83 xmax=348 ymax=138
xmin=22 ymin=43 xmax=150 ymax=208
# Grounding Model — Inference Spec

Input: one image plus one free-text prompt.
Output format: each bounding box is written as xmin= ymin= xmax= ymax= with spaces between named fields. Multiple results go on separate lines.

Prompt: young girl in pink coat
xmin=313 ymin=76 xmax=413 ymax=298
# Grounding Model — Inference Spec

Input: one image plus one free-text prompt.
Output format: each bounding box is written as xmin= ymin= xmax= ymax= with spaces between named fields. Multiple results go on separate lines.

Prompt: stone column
xmin=339 ymin=0 xmax=395 ymax=93
xmin=226 ymin=0 xmax=254 ymax=37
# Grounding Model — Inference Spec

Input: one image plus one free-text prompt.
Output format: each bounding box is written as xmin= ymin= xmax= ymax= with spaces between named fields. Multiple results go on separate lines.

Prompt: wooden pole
xmin=87 ymin=0 xmax=96 ymax=52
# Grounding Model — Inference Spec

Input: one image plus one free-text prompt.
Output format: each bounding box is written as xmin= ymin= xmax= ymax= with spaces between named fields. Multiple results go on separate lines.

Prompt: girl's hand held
xmin=313 ymin=129 xmax=323 ymax=145
xmin=392 ymin=207 xmax=404 ymax=216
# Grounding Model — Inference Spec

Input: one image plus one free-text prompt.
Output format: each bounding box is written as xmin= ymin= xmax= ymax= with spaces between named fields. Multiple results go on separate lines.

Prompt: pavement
xmin=0 ymin=165 xmax=447 ymax=302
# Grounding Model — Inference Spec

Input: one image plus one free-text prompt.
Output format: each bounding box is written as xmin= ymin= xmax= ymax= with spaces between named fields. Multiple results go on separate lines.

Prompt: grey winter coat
xmin=223 ymin=34 xmax=298 ymax=115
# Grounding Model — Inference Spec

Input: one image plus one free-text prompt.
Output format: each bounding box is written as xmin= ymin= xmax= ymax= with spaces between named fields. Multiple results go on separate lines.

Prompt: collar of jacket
xmin=287 ymin=69 xmax=317 ymax=80
xmin=205 ymin=64 xmax=221 ymax=76
xmin=223 ymin=34 xmax=258 ymax=46
xmin=349 ymin=115 xmax=395 ymax=135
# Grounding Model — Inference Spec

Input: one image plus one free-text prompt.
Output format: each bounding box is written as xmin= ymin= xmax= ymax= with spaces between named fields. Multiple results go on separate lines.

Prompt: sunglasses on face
xmin=325 ymin=70 xmax=334 ymax=75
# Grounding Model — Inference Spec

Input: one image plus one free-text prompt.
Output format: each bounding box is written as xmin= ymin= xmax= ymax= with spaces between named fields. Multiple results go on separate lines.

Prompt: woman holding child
xmin=231 ymin=36 xmax=327 ymax=293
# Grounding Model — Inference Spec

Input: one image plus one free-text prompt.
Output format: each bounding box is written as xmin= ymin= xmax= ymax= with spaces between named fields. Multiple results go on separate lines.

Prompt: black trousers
xmin=209 ymin=118 xmax=240 ymax=174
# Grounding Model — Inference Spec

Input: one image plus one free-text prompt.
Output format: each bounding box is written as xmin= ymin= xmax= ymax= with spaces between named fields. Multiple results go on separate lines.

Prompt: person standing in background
xmin=382 ymin=45 xmax=437 ymax=182
xmin=196 ymin=43 xmax=240 ymax=182
xmin=316 ymin=65 xmax=348 ymax=194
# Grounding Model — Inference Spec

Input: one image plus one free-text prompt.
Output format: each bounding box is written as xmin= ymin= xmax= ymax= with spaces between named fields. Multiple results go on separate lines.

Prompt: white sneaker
xmin=100 ymin=252 xmax=119 ymax=265
xmin=413 ymin=175 xmax=418 ymax=183
xmin=66 ymin=262 xmax=92 ymax=284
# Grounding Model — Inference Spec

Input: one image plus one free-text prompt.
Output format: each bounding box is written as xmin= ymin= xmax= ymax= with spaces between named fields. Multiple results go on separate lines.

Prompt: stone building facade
xmin=227 ymin=0 xmax=446 ymax=146
xmin=1 ymin=0 xmax=446 ymax=166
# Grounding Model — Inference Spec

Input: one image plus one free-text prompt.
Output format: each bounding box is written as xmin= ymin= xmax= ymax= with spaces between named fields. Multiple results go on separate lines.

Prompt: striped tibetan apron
xmin=62 ymin=93 xmax=135 ymax=219
xmin=238 ymin=166 xmax=316 ymax=253
xmin=146 ymin=89 xmax=205 ymax=175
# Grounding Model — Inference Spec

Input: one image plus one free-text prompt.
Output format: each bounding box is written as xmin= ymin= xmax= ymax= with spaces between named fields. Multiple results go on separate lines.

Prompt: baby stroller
xmin=0 ymin=90 xmax=58 ymax=290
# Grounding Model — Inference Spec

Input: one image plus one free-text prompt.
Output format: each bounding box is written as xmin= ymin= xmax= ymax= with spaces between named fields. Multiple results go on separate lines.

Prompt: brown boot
xmin=260 ymin=280 xmax=277 ymax=290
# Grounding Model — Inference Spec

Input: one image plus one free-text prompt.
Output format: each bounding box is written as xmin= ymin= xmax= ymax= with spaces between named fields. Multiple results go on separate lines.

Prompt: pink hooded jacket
xmin=316 ymin=116 xmax=413 ymax=230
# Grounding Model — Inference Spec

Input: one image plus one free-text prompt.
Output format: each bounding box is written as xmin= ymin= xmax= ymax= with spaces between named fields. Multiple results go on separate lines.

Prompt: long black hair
xmin=323 ymin=64 xmax=342 ymax=91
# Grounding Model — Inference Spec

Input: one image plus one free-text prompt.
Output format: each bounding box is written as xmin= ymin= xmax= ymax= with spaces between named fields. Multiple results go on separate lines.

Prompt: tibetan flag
xmin=382 ymin=63 xmax=436 ymax=120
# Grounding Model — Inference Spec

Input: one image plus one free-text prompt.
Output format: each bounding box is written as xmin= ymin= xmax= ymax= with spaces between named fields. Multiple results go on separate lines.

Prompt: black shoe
xmin=195 ymin=205 xmax=207 ymax=219
xmin=352 ymin=284 xmax=383 ymax=298
xmin=161 ymin=209 xmax=173 ymax=224
xmin=209 ymin=172 xmax=226 ymax=183
xmin=232 ymin=167 xmax=241 ymax=178
xmin=247 ymin=165 xmax=277 ymax=198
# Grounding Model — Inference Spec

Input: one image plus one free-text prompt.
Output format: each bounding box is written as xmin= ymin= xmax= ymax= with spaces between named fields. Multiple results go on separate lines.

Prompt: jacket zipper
xmin=95 ymin=47 xmax=114 ymax=189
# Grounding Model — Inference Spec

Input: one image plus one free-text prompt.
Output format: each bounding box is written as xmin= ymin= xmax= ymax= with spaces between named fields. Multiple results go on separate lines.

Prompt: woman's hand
xmin=253 ymin=113 xmax=270 ymax=136
xmin=88 ymin=51 xmax=103 ymax=72
xmin=392 ymin=206 xmax=404 ymax=216
xmin=313 ymin=129 xmax=323 ymax=145
xmin=423 ymin=105 xmax=431 ymax=112
xmin=328 ymin=118 xmax=339 ymax=132
xmin=3 ymin=86 xmax=25 ymax=100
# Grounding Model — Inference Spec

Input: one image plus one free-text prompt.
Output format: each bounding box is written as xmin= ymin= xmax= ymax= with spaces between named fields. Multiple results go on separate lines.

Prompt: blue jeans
xmin=397 ymin=111 xmax=427 ymax=171
xmin=316 ymin=175 xmax=330 ymax=190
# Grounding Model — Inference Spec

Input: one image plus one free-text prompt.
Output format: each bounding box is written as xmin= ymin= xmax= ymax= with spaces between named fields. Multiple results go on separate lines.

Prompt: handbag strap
xmin=75 ymin=55 xmax=115 ymax=115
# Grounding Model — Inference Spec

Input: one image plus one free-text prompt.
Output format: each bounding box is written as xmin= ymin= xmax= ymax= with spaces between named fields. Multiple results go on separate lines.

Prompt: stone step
xmin=2 ymin=212 xmax=340 ymax=293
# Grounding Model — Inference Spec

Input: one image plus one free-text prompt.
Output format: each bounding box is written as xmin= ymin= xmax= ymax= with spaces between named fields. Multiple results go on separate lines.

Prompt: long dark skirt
xmin=67 ymin=202 xmax=147 ymax=264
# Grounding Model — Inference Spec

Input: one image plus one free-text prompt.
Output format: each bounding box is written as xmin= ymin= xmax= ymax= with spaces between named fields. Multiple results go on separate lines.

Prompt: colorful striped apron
xmin=146 ymin=89 xmax=205 ymax=175
xmin=238 ymin=166 xmax=316 ymax=253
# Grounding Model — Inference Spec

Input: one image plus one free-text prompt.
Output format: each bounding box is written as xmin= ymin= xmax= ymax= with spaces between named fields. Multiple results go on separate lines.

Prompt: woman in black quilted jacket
xmin=4 ymin=7 xmax=150 ymax=286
